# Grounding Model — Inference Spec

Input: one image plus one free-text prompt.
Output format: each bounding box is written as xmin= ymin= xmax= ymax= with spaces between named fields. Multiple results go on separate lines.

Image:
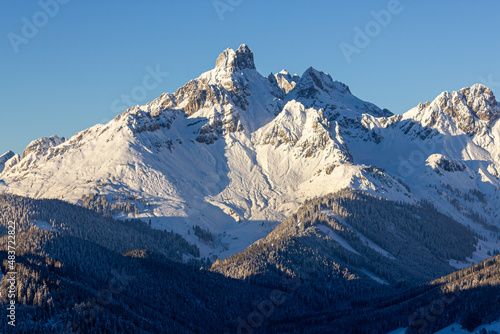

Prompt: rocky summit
xmin=2 ymin=44 xmax=500 ymax=334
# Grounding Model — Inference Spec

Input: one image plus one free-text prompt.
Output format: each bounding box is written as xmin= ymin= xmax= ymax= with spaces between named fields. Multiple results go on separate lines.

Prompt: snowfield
xmin=1 ymin=44 xmax=499 ymax=262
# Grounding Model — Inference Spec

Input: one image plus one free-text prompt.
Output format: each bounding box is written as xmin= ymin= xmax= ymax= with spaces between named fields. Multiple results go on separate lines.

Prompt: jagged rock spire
xmin=419 ymin=83 xmax=500 ymax=134
xmin=215 ymin=44 xmax=256 ymax=72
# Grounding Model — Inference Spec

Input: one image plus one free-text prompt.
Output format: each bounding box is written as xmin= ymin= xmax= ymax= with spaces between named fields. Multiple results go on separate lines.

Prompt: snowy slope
xmin=1 ymin=44 xmax=499 ymax=262
xmin=344 ymin=84 xmax=500 ymax=266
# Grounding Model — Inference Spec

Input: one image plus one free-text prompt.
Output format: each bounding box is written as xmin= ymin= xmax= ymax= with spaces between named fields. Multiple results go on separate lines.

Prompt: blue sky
xmin=1 ymin=0 xmax=500 ymax=155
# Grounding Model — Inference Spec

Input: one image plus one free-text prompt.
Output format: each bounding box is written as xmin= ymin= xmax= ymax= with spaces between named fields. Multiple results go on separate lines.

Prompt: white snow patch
xmin=434 ymin=320 xmax=500 ymax=333
xmin=359 ymin=268 xmax=389 ymax=285
xmin=321 ymin=210 xmax=397 ymax=260
xmin=450 ymin=237 xmax=500 ymax=269
xmin=317 ymin=224 xmax=360 ymax=255
xmin=448 ymin=259 xmax=474 ymax=270
xmin=386 ymin=329 xmax=406 ymax=334
xmin=33 ymin=220 xmax=59 ymax=232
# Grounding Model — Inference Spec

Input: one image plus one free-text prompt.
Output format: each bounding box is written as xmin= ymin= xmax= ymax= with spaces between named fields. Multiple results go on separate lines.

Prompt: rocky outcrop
xmin=215 ymin=44 xmax=256 ymax=72
xmin=259 ymin=101 xmax=353 ymax=162
xmin=272 ymin=70 xmax=299 ymax=94
xmin=122 ymin=106 xmax=178 ymax=134
xmin=0 ymin=151 xmax=15 ymax=164
xmin=427 ymin=154 xmax=467 ymax=174
xmin=288 ymin=67 xmax=392 ymax=118
xmin=22 ymin=135 xmax=66 ymax=158
xmin=411 ymin=84 xmax=500 ymax=135
xmin=0 ymin=151 xmax=16 ymax=174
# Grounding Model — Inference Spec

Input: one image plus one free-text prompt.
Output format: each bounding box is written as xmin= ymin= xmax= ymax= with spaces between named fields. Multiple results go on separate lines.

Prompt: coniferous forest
xmin=0 ymin=191 xmax=499 ymax=333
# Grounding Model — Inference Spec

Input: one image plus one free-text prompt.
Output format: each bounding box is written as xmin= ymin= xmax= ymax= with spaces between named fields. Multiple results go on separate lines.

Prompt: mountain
xmin=0 ymin=44 xmax=499 ymax=267
xmin=1 ymin=43 xmax=500 ymax=333
xmin=0 ymin=192 xmax=498 ymax=334
xmin=0 ymin=194 xmax=289 ymax=333
xmin=0 ymin=150 xmax=15 ymax=173
xmin=260 ymin=250 xmax=500 ymax=333
xmin=210 ymin=190 xmax=477 ymax=286
xmin=271 ymin=69 xmax=299 ymax=94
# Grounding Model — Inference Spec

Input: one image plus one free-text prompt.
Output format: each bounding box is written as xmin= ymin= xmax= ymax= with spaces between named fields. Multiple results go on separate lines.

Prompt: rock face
xmin=291 ymin=67 xmax=346 ymax=102
xmin=427 ymin=154 xmax=467 ymax=174
xmin=443 ymin=84 xmax=499 ymax=129
xmin=0 ymin=151 xmax=14 ymax=164
xmin=0 ymin=151 xmax=15 ymax=173
xmin=131 ymin=44 xmax=259 ymax=143
xmin=409 ymin=84 xmax=500 ymax=135
xmin=22 ymin=135 xmax=66 ymax=158
xmin=272 ymin=70 xmax=299 ymax=94
xmin=1 ymin=44 xmax=500 ymax=263
xmin=286 ymin=67 xmax=393 ymax=118
xmin=215 ymin=44 xmax=256 ymax=72
xmin=258 ymin=100 xmax=352 ymax=162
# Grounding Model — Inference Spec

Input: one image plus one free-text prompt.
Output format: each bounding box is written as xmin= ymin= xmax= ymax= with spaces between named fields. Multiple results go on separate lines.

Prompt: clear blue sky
xmin=1 ymin=0 xmax=500 ymax=155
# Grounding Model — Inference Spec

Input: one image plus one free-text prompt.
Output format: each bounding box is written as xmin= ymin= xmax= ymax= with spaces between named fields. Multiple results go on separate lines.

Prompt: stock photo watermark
xmin=340 ymin=0 xmax=404 ymax=63
xmin=225 ymin=275 xmax=301 ymax=334
xmin=398 ymin=140 xmax=436 ymax=178
xmin=108 ymin=65 xmax=169 ymax=116
xmin=7 ymin=0 xmax=71 ymax=54
xmin=479 ymin=74 xmax=500 ymax=90
xmin=71 ymin=267 xmax=135 ymax=333
xmin=4 ymin=221 xmax=17 ymax=327
xmin=407 ymin=290 xmax=460 ymax=334
xmin=213 ymin=0 xmax=243 ymax=21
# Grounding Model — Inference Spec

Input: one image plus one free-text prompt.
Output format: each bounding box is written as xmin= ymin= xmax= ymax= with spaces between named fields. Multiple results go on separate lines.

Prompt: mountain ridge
xmin=0 ymin=44 xmax=499 ymax=265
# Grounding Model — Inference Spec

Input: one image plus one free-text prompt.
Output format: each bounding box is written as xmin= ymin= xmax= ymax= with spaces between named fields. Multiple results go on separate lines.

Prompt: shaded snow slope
xmin=1 ymin=45 xmax=499 ymax=262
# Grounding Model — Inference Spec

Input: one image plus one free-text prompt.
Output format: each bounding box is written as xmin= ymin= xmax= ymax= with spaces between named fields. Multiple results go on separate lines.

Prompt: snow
xmin=0 ymin=150 xmax=15 ymax=173
xmin=317 ymin=224 xmax=360 ymax=255
xmin=33 ymin=220 xmax=59 ymax=232
xmin=359 ymin=268 xmax=389 ymax=285
xmin=1 ymin=45 xmax=499 ymax=264
xmin=321 ymin=210 xmax=397 ymax=260
xmin=450 ymin=237 xmax=500 ymax=269
xmin=0 ymin=151 xmax=14 ymax=164
xmin=435 ymin=321 xmax=500 ymax=333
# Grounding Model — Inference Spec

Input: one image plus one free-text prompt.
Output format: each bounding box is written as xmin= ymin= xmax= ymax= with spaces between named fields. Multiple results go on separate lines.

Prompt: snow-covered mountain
xmin=1 ymin=44 xmax=499 ymax=263
xmin=0 ymin=150 xmax=15 ymax=173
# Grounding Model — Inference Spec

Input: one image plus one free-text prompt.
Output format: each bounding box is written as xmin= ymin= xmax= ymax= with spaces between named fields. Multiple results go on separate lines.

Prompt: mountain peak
xmin=0 ymin=150 xmax=15 ymax=164
xmin=279 ymin=69 xmax=289 ymax=75
xmin=272 ymin=69 xmax=299 ymax=94
xmin=407 ymin=83 xmax=500 ymax=135
xmin=22 ymin=135 xmax=66 ymax=158
xmin=457 ymin=84 xmax=498 ymax=122
xmin=215 ymin=44 xmax=256 ymax=72
xmin=289 ymin=67 xmax=350 ymax=102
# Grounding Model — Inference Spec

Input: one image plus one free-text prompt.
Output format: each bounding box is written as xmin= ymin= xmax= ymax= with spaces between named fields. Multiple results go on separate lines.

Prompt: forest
xmin=0 ymin=191 xmax=497 ymax=333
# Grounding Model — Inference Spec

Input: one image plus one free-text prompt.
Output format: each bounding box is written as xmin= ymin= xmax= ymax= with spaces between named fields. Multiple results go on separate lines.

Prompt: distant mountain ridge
xmin=0 ymin=44 xmax=499 ymax=267
xmin=2 ymin=44 xmax=500 ymax=333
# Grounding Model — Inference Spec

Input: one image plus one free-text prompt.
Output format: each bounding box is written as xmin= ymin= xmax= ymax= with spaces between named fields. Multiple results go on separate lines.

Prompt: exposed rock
xmin=22 ymin=135 xmax=66 ymax=158
xmin=422 ymin=84 xmax=499 ymax=135
xmin=0 ymin=151 xmax=16 ymax=174
xmin=427 ymin=154 xmax=467 ymax=174
xmin=215 ymin=44 xmax=256 ymax=72
xmin=273 ymin=69 xmax=299 ymax=94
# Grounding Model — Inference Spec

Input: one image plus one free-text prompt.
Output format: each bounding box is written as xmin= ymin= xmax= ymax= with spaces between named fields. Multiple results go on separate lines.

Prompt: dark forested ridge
xmin=0 ymin=193 xmax=199 ymax=262
xmin=267 ymin=253 xmax=500 ymax=333
xmin=211 ymin=189 xmax=477 ymax=285
xmin=0 ymin=194 xmax=304 ymax=333
xmin=0 ymin=192 xmax=497 ymax=333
